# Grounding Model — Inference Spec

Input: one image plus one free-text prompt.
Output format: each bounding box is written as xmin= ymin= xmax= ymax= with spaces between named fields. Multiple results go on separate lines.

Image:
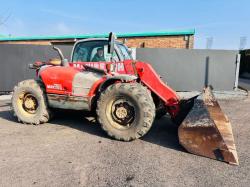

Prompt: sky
xmin=0 ymin=0 xmax=249 ymax=49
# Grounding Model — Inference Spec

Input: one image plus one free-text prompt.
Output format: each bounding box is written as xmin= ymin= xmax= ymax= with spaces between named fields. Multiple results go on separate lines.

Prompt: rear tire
xmin=11 ymin=79 xmax=51 ymax=125
xmin=97 ymin=83 xmax=155 ymax=141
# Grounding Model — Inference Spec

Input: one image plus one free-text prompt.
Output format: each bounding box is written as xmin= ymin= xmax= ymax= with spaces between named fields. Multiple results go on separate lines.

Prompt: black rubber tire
xmin=156 ymin=109 xmax=167 ymax=119
xmin=97 ymin=83 xmax=155 ymax=141
xmin=11 ymin=79 xmax=51 ymax=125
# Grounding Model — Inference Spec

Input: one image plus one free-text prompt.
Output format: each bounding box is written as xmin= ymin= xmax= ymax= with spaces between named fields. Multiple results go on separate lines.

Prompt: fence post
xmin=234 ymin=53 xmax=241 ymax=90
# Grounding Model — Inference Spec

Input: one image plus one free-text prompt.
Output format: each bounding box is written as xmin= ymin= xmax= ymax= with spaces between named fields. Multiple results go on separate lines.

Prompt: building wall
xmin=0 ymin=44 xmax=237 ymax=92
xmin=0 ymin=40 xmax=70 ymax=45
xmin=137 ymin=48 xmax=238 ymax=91
xmin=118 ymin=35 xmax=194 ymax=49
xmin=0 ymin=35 xmax=194 ymax=49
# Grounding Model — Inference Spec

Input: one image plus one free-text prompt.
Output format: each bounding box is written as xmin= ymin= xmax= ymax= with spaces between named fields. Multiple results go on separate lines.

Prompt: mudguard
xmin=98 ymin=74 xmax=137 ymax=92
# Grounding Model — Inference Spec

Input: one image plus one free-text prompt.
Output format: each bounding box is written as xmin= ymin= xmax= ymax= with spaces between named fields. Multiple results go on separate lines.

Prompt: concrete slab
xmin=177 ymin=89 xmax=248 ymax=100
xmin=0 ymin=96 xmax=249 ymax=186
xmin=0 ymin=95 xmax=11 ymax=101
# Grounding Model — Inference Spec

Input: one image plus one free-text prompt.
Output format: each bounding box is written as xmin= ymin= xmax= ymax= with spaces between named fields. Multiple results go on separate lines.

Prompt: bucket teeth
xmin=178 ymin=86 xmax=239 ymax=165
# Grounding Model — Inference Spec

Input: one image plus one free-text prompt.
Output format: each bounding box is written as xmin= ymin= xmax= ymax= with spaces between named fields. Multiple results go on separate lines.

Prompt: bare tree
xmin=0 ymin=12 xmax=11 ymax=26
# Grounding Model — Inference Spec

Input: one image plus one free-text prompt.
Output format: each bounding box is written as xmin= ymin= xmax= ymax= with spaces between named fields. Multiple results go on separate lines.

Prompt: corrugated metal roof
xmin=0 ymin=29 xmax=195 ymax=42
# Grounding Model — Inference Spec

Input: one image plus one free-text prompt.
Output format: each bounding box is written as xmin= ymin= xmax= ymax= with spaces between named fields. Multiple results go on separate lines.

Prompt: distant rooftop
xmin=0 ymin=29 xmax=195 ymax=42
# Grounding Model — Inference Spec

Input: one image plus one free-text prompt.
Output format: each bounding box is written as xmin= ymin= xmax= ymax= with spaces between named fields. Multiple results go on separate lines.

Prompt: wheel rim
xmin=107 ymin=97 xmax=136 ymax=130
xmin=17 ymin=92 xmax=38 ymax=115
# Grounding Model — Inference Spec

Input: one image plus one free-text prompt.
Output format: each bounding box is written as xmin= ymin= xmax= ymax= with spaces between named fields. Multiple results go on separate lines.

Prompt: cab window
xmin=72 ymin=40 xmax=119 ymax=62
xmin=116 ymin=43 xmax=132 ymax=60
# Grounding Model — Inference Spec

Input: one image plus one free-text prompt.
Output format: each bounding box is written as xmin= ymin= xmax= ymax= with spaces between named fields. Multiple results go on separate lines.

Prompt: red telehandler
xmin=11 ymin=33 xmax=238 ymax=165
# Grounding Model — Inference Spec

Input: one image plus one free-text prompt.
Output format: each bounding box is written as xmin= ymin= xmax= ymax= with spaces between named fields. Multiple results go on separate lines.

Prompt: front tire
xmin=97 ymin=83 xmax=155 ymax=141
xmin=11 ymin=79 xmax=51 ymax=125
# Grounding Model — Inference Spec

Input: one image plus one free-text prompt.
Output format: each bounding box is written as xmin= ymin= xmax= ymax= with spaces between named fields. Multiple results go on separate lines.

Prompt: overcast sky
xmin=0 ymin=0 xmax=249 ymax=49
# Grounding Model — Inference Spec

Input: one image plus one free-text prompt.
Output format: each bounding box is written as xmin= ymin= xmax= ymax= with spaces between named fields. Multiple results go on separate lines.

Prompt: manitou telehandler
xmin=11 ymin=33 xmax=238 ymax=165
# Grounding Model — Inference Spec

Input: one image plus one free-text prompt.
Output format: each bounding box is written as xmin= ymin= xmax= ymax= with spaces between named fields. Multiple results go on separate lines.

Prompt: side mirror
xmin=108 ymin=32 xmax=116 ymax=54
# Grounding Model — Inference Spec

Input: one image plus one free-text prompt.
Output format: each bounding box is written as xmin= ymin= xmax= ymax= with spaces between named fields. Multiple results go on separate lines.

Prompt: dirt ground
xmin=0 ymin=96 xmax=249 ymax=187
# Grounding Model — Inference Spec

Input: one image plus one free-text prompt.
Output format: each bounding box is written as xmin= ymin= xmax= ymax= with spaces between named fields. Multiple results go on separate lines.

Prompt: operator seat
xmin=48 ymin=58 xmax=62 ymax=66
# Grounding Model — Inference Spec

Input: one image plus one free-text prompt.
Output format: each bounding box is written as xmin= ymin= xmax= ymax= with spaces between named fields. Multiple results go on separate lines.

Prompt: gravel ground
xmin=0 ymin=96 xmax=249 ymax=187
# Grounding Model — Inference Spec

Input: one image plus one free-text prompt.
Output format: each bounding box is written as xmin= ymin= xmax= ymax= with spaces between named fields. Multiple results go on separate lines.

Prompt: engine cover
xmin=39 ymin=66 xmax=103 ymax=110
xmin=72 ymin=71 xmax=102 ymax=96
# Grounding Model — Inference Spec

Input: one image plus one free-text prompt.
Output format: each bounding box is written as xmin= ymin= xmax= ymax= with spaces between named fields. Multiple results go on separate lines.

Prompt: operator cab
xmin=71 ymin=38 xmax=132 ymax=63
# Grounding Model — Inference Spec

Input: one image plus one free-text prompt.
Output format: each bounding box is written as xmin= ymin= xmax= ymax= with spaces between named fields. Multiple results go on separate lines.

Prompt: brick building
xmin=0 ymin=29 xmax=195 ymax=49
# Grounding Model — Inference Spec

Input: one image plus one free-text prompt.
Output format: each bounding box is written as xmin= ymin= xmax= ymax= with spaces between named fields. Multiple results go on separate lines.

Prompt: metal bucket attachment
xmin=177 ymin=87 xmax=239 ymax=165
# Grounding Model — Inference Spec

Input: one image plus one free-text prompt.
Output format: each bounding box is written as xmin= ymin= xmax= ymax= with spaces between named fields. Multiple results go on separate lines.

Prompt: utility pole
xmin=206 ymin=37 xmax=213 ymax=49
xmin=239 ymin=36 xmax=247 ymax=50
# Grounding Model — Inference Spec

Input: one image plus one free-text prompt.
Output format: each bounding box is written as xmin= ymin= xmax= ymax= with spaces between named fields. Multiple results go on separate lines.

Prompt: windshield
xmin=116 ymin=43 xmax=132 ymax=60
xmin=72 ymin=40 xmax=120 ymax=62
